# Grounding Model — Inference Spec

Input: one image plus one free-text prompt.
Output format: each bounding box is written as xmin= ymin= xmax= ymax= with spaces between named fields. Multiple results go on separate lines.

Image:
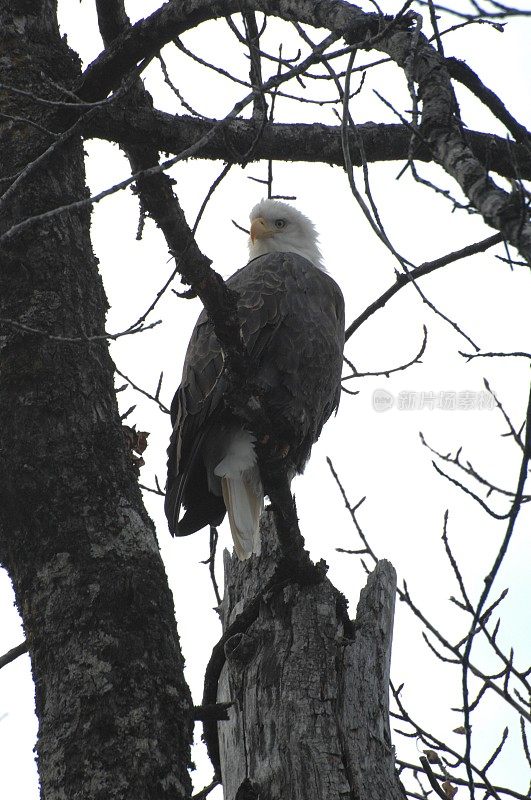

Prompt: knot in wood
xmin=235 ymin=778 xmax=260 ymax=800
xmin=224 ymin=632 xmax=256 ymax=667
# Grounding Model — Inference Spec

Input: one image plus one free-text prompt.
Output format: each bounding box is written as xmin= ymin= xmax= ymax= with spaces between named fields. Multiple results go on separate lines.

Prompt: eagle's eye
xmin=274 ymin=219 xmax=286 ymax=229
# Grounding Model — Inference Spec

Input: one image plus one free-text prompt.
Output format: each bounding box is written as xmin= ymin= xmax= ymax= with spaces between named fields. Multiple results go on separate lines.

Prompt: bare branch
xmin=419 ymin=432 xmax=531 ymax=504
xmin=191 ymin=778 xmax=221 ymax=800
xmin=484 ymin=379 xmax=526 ymax=451
xmin=460 ymin=350 xmax=531 ymax=361
xmin=399 ymin=759 xmax=528 ymax=800
xmin=200 ymin=527 xmax=222 ymax=607
xmin=483 ymin=727 xmax=509 ymax=773
xmin=419 ymin=756 xmax=451 ymax=800
xmin=78 ymin=0 xmax=383 ymax=102
xmin=0 ymin=641 xmax=28 ymax=670
xmin=343 ymin=325 xmax=427 ymax=379
xmin=446 ymin=57 xmax=531 ymax=146
xmin=114 ymin=367 xmax=170 ymax=414
xmin=461 ymin=378 xmax=531 ymax=794
xmin=330 ymin=458 xmax=531 ymax=722
xmin=520 ymin=717 xmax=531 ymax=769
xmin=345 ymin=233 xmax=502 ymax=340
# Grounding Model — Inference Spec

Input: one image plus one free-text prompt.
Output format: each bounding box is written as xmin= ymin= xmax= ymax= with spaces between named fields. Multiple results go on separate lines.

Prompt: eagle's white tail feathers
xmin=214 ymin=430 xmax=263 ymax=560
xmin=220 ymin=473 xmax=263 ymax=560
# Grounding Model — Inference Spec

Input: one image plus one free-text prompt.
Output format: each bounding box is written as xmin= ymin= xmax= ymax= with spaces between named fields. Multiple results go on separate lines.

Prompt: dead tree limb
xmin=213 ymin=510 xmax=404 ymax=800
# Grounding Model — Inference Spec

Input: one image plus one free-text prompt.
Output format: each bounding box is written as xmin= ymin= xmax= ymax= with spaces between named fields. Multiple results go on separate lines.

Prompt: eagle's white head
xmin=248 ymin=199 xmax=325 ymax=271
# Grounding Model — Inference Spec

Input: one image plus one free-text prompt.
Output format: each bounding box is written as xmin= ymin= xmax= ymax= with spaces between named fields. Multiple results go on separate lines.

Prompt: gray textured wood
xmin=217 ymin=510 xmax=404 ymax=800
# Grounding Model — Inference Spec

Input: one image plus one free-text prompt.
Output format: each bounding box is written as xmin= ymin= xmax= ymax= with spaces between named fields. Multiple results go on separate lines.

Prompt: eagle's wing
xmin=165 ymin=252 xmax=344 ymax=536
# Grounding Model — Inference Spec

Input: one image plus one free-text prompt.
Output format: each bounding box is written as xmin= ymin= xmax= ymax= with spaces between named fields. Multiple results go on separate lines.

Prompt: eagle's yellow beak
xmin=250 ymin=217 xmax=273 ymax=243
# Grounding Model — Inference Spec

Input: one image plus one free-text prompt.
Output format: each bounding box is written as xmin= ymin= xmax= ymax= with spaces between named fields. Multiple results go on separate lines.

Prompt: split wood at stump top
xmin=216 ymin=510 xmax=404 ymax=800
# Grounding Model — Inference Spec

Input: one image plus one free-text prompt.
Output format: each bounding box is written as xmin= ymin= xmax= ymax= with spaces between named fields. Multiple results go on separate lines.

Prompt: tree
xmin=0 ymin=1 xmax=529 ymax=799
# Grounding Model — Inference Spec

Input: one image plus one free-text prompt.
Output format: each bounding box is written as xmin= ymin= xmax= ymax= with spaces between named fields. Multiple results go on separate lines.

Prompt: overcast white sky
xmin=1 ymin=2 xmax=530 ymax=798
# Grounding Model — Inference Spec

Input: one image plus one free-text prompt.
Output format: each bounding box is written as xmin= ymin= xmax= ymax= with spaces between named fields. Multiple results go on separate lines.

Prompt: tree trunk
xmin=214 ymin=510 xmax=404 ymax=800
xmin=0 ymin=4 xmax=192 ymax=798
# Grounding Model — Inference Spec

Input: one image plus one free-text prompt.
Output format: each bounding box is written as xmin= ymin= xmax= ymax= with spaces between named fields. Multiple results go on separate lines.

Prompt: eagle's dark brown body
xmin=165 ymin=251 xmax=345 ymax=542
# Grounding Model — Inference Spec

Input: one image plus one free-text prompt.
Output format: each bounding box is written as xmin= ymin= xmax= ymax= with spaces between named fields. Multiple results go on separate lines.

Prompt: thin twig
xmin=0 ymin=641 xmax=28 ymax=670
xmin=461 ymin=379 xmax=531 ymax=795
xmin=343 ymin=325 xmax=427 ymax=380
xmin=115 ymin=367 xmax=170 ymax=414
xmin=191 ymin=778 xmax=221 ymax=800
xmin=345 ymin=233 xmax=503 ymax=340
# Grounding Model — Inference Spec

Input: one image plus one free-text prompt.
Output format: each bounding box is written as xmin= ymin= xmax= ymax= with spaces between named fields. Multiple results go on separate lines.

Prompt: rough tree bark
xmin=211 ymin=512 xmax=403 ymax=800
xmin=0 ymin=4 xmax=192 ymax=798
xmin=86 ymin=111 xmax=531 ymax=183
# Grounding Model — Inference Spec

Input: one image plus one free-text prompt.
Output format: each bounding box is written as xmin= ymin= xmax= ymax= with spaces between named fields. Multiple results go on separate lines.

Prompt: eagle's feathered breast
xmin=165 ymin=250 xmax=344 ymax=552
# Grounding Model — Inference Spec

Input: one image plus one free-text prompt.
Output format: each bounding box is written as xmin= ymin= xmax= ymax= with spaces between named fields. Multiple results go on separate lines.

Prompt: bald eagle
xmin=165 ymin=200 xmax=345 ymax=560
